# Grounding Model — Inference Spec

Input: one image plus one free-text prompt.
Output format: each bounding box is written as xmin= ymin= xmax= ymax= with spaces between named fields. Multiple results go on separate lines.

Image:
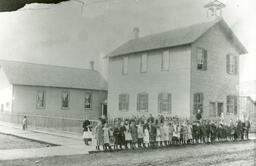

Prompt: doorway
xmin=102 ymin=104 xmax=107 ymax=118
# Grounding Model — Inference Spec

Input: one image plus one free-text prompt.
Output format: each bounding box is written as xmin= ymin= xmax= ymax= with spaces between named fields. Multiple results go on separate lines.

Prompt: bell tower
xmin=204 ymin=0 xmax=226 ymax=19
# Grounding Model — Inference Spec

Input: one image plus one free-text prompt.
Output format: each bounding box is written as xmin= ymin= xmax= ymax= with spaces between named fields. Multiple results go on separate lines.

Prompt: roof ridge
xmin=130 ymin=19 xmax=220 ymax=41
xmin=0 ymin=59 xmax=97 ymax=72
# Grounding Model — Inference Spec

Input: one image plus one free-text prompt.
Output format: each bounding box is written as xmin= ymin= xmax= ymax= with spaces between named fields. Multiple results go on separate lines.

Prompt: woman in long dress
xmin=103 ymin=123 xmax=111 ymax=150
xmin=143 ymin=126 xmax=150 ymax=148
xmin=95 ymin=121 xmax=104 ymax=150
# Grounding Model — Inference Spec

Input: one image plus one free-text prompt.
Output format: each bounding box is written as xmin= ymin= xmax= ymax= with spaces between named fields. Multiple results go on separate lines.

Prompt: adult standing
xmin=95 ymin=120 xmax=104 ymax=150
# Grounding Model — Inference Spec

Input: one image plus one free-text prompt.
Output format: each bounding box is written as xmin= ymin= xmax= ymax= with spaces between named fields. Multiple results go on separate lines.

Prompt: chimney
xmin=90 ymin=61 xmax=95 ymax=71
xmin=133 ymin=27 xmax=140 ymax=39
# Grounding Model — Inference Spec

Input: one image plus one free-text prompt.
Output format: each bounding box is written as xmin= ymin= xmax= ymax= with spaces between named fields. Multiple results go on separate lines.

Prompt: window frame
xmin=137 ymin=92 xmax=148 ymax=112
xmin=193 ymin=93 xmax=204 ymax=114
xmin=226 ymin=54 xmax=238 ymax=75
xmin=196 ymin=47 xmax=207 ymax=71
xmin=119 ymin=94 xmax=129 ymax=112
xmin=61 ymin=90 xmax=70 ymax=110
xmin=36 ymin=90 xmax=46 ymax=109
xmin=161 ymin=50 xmax=170 ymax=71
xmin=227 ymin=95 xmax=238 ymax=115
xmin=84 ymin=92 xmax=93 ymax=110
xmin=158 ymin=93 xmax=172 ymax=113
xmin=140 ymin=53 xmax=148 ymax=73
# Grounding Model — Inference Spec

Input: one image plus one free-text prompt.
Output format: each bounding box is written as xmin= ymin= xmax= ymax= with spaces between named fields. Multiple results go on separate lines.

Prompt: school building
xmin=0 ymin=60 xmax=107 ymax=132
xmin=107 ymin=18 xmax=247 ymax=121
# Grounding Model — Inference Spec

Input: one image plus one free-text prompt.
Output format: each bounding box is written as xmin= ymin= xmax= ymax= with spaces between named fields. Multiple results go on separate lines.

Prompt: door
xmin=102 ymin=104 xmax=107 ymax=118
xmin=217 ymin=103 xmax=223 ymax=117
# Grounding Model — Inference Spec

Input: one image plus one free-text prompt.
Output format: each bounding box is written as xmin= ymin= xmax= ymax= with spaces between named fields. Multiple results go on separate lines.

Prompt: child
xmin=124 ymin=120 xmax=132 ymax=149
xmin=82 ymin=120 xmax=92 ymax=145
xmin=163 ymin=121 xmax=169 ymax=146
xmin=113 ymin=123 xmax=121 ymax=149
xmin=143 ymin=125 xmax=150 ymax=148
xmin=109 ymin=127 xmax=115 ymax=149
xmin=103 ymin=123 xmax=111 ymax=151
xmin=22 ymin=116 xmax=27 ymax=130
xmin=168 ymin=122 xmax=174 ymax=145
xmin=130 ymin=120 xmax=138 ymax=149
xmin=156 ymin=124 xmax=161 ymax=147
xmin=137 ymin=121 xmax=144 ymax=148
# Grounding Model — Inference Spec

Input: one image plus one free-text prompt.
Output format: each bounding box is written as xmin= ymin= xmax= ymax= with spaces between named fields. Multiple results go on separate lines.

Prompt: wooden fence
xmin=0 ymin=112 xmax=98 ymax=134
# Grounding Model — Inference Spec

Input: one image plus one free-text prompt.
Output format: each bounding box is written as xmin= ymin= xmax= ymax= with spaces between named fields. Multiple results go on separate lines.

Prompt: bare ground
xmin=0 ymin=133 xmax=51 ymax=150
xmin=1 ymin=140 xmax=255 ymax=166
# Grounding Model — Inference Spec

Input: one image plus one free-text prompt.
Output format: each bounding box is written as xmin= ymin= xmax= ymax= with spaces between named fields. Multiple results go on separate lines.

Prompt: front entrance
xmin=102 ymin=104 xmax=107 ymax=118
xmin=217 ymin=102 xmax=224 ymax=117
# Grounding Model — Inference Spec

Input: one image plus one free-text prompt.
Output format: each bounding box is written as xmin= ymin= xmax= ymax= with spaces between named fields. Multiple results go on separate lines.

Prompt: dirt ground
xmin=1 ymin=140 xmax=255 ymax=166
xmin=0 ymin=134 xmax=51 ymax=150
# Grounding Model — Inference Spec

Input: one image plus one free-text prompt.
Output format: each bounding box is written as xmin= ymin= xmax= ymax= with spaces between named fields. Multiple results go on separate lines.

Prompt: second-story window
xmin=197 ymin=48 xmax=207 ymax=71
xmin=226 ymin=54 xmax=238 ymax=75
xmin=122 ymin=56 xmax=128 ymax=75
xmin=140 ymin=53 xmax=148 ymax=73
xmin=161 ymin=50 xmax=170 ymax=71
xmin=61 ymin=91 xmax=70 ymax=109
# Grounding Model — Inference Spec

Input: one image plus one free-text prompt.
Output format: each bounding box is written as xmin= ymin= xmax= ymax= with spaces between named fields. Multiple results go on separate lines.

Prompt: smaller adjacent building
xmin=239 ymin=96 xmax=256 ymax=132
xmin=0 ymin=60 xmax=107 ymax=132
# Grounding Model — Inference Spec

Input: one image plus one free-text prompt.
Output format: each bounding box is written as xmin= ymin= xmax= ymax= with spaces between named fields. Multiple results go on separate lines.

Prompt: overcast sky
xmin=0 ymin=0 xmax=255 ymax=82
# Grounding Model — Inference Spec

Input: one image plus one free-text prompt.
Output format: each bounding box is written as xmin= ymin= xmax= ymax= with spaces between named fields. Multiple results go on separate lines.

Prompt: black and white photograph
xmin=0 ymin=0 xmax=255 ymax=165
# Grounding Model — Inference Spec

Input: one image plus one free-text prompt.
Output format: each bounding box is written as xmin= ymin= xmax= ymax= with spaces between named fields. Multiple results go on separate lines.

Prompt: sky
xmin=0 ymin=0 xmax=255 ymax=82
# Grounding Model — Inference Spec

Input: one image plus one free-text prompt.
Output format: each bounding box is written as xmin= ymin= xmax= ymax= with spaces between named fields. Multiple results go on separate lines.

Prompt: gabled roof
xmin=0 ymin=60 xmax=108 ymax=91
xmin=108 ymin=19 xmax=247 ymax=58
xmin=204 ymin=0 xmax=226 ymax=8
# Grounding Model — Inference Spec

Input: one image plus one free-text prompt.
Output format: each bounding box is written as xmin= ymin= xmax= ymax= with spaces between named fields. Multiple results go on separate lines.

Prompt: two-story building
xmin=107 ymin=18 xmax=247 ymax=121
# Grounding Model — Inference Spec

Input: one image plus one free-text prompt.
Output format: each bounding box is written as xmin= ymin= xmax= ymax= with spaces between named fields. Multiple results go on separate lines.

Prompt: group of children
xmin=83 ymin=115 xmax=251 ymax=151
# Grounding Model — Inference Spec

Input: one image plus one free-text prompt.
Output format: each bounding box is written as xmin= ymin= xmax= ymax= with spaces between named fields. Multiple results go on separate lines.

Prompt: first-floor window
xmin=227 ymin=95 xmax=237 ymax=114
xmin=61 ymin=91 xmax=70 ymax=109
xmin=119 ymin=94 xmax=129 ymax=111
xmin=193 ymin=93 xmax=204 ymax=114
xmin=158 ymin=93 xmax=171 ymax=112
xmin=84 ymin=93 xmax=92 ymax=109
xmin=36 ymin=90 xmax=46 ymax=109
xmin=137 ymin=93 xmax=148 ymax=112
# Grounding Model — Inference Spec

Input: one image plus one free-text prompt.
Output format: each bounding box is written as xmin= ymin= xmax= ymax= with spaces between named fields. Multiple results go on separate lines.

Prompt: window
xmin=226 ymin=54 xmax=238 ymax=75
xmin=137 ymin=93 xmax=148 ymax=112
xmin=193 ymin=93 xmax=204 ymax=114
xmin=140 ymin=53 xmax=148 ymax=73
xmin=158 ymin=93 xmax=171 ymax=112
xmin=122 ymin=57 xmax=128 ymax=75
xmin=61 ymin=91 xmax=70 ymax=109
xmin=84 ymin=93 xmax=92 ymax=109
xmin=119 ymin=94 xmax=129 ymax=111
xmin=197 ymin=48 xmax=207 ymax=70
xmin=36 ymin=91 xmax=46 ymax=109
xmin=209 ymin=102 xmax=216 ymax=117
xmin=227 ymin=95 xmax=237 ymax=114
xmin=161 ymin=50 xmax=170 ymax=71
